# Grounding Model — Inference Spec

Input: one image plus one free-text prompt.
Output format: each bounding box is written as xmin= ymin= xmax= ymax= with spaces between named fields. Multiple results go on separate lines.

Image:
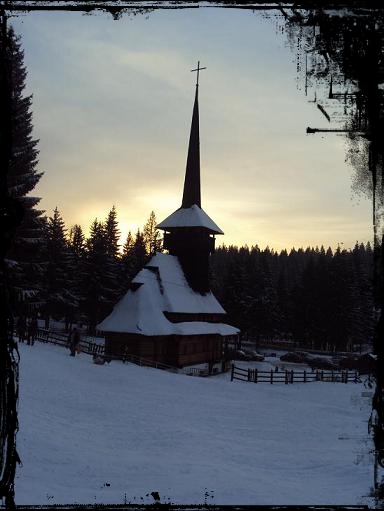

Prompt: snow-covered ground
xmin=13 ymin=340 xmax=377 ymax=506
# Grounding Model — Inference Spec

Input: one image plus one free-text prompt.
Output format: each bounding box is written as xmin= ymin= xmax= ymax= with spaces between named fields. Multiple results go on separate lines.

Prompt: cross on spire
xmin=191 ymin=61 xmax=206 ymax=87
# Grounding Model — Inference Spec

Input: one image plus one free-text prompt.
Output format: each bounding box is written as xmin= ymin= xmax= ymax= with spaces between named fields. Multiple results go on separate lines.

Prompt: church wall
xmin=104 ymin=332 xmax=178 ymax=366
xmin=177 ymin=334 xmax=223 ymax=367
xmin=103 ymin=331 xmax=224 ymax=369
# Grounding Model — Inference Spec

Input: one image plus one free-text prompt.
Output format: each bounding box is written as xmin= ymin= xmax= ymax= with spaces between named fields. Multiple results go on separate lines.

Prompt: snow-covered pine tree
xmin=5 ymin=25 xmax=45 ymax=316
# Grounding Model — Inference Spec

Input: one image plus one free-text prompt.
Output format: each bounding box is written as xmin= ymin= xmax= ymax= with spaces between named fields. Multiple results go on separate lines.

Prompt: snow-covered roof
xmin=97 ymin=253 xmax=238 ymax=337
xmin=156 ymin=204 xmax=224 ymax=235
xmin=97 ymin=268 xmax=173 ymax=335
xmin=174 ymin=322 xmax=239 ymax=336
xmin=145 ymin=252 xmax=225 ymax=314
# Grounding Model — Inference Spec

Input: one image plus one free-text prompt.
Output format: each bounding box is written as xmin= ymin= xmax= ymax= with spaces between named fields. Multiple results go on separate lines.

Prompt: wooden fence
xmin=32 ymin=328 xmax=182 ymax=374
xmin=34 ymin=328 xmax=104 ymax=355
xmin=230 ymin=364 xmax=359 ymax=384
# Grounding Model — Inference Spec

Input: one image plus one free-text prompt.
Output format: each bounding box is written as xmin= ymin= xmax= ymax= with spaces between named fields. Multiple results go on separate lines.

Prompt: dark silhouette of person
xmin=16 ymin=316 xmax=27 ymax=343
xmin=69 ymin=327 xmax=81 ymax=357
xmin=27 ymin=316 xmax=38 ymax=346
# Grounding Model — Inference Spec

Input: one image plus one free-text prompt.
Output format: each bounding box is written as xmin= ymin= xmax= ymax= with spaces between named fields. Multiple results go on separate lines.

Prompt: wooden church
xmin=97 ymin=63 xmax=239 ymax=372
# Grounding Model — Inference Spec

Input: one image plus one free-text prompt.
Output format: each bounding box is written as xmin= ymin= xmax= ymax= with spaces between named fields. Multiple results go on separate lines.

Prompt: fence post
xmin=248 ymin=368 xmax=251 ymax=382
xmin=270 ymin=369 xmax=273 ymax=384
xmin=321 ymin=370 xmax=324 ymax=381
xmin=345 ymin=370 xmax=348 ymax=383
xmin=290 ymin=370 xmax=294 ymax=384
xmin=285 ymin=370 xmax=289 ymax=384
xmin=254 ymin=368 xmax=258 ymax=383
xmin=231 ymin=364 xmax=234 ymax=382
xmin=304 ymin=370 xmax=306 ymax=383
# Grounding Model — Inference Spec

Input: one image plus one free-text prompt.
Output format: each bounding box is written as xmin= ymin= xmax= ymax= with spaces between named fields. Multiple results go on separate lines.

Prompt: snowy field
xmin=13 ymin=340 xmax=377 ymax=507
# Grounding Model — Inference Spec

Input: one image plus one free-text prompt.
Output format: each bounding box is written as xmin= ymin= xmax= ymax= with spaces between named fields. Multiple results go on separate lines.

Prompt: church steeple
xmin=182 ymin=61 xmax=206 ymax=208
xmin=182 ymin=84 xmax=201 ymax=208
xmin=157 ymin=62 xmax=223 ymax=294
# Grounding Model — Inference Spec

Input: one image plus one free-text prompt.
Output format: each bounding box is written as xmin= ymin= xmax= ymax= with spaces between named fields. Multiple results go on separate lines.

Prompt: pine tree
xmin=66 ymin=224 xmax=86 ymax=330
xmin=325 ymin=247 xmax=354 ymax=350
xmin=42 ymin=208 xmax=78 ymax=328
xmin=143 ymin=211 xmax=161 ymax=255
xmin=210 ymin=244 xmax=230 ymax=304
xmin=122 ymin=231 xmax=134 ymax=259
xmin=259 ymin=248 xmax=280 ymax=340
xmin=121 ymin=230 xmax=137 ymax=285
xmin=218 ymin=246 xmax=252 ymax=336
xmin=86 ymin=219 xmax=106 ymax=255
xmin=68 ymin=224 xmax=85 ymax=259
xmin=0 ymin=18 xmax=22 ymax=508
xmin=104 ymin=205 xmax=120 ymax=259
xmin=81 ymin=219 xmax=123 ymax=334
xmin=5 ymin=25 xmax=45 ymax=315
xmin=276 ymin=249 xmax=291 ymax=340
xmin=131 ymin=229 xmax=148 ymax=275
xmin=81 ymin=219 xmax=106 ymax=334
xmin=351 ymin=242 xmax=375 ymax=348
xmin=299 ymin=255 xmax=325 ymax=348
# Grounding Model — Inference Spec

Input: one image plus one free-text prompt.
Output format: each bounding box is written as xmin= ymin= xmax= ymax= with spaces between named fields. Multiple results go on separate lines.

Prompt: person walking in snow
xmin=69 ymin=327 xmax=81 ymax=357
xmin=67 ymin=327 xmax=73 ymax=347
xmin=27 ymin=316 xmax=38 ymax=345
xmin=16 ymin=315 xmax=27 ymax=343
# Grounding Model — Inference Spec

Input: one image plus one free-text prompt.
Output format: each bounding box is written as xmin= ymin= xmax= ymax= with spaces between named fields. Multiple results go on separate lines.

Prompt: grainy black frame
xmin=0 ymin=1 xmax=380 ymax=509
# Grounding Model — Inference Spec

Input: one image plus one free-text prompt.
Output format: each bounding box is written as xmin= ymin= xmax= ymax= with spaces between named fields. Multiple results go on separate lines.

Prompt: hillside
xmin=14 ymin=341 xmax=375 ymax=506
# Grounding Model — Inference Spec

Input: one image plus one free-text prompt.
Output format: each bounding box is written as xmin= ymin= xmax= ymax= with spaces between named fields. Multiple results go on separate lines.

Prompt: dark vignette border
xmin=0 ymin=0 xmax=381 ymax=509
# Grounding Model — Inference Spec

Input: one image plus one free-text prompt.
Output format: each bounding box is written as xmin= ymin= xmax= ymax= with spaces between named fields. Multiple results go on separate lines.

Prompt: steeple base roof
xmin=157 ymin=204 xmax=223 ymax=234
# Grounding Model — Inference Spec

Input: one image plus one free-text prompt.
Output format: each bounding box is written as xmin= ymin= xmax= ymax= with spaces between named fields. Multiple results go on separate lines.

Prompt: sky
xmin=9 ymin=5 xmax=373 ymax=252
xmin=14 ymin=338 xmax=375 ymax=506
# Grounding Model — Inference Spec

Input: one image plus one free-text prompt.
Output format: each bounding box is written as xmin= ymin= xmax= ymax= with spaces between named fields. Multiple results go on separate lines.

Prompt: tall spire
xmin=181 ymin=61 xmax=206 ymax=209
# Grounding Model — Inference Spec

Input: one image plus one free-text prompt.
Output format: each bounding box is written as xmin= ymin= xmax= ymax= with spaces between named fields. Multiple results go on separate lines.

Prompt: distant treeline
xmin=211 ymin=242 xmax=378 ymax=351
xmin=7 ymin=202 xmax=378 ymax=350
